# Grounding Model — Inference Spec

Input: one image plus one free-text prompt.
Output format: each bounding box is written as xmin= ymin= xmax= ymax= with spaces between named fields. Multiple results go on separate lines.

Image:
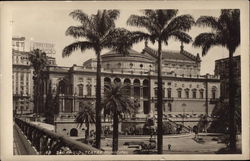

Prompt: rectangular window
xmin=185 ymin=91 xmax=189 ymax=98
xmin=167 ymin=89 xmax=171 ymax=98
xmin=178 ymin=91 xmax=182 ymax=98
xmin=192 ymin=91 xmax=196 ymax=98
xmin=200 ymin=91 xmax=204 ymax=99
xmin=20 ymin=73 xmax=24 ymax=81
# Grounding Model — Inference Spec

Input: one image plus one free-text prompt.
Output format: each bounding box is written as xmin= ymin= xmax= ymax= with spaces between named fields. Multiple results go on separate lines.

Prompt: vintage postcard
xmin=0 ymin=0 xmax=249 ymax=160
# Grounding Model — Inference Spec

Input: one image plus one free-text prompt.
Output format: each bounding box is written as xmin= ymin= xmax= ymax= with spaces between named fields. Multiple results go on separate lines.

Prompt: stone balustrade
xmin=15 ymin=117 xmax=103 ymax=155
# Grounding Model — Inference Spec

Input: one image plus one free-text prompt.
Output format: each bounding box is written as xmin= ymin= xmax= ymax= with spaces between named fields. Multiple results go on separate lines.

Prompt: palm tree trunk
xmin=86 ymin=122 xmax=90 ymax=143
xmin=95 ymin=48 xmax=102 ymax=149
xmin=228 ymin=50 xmax=236 ymax=151
xmin=157 ymin=40 xmax=163 ymax=154
xmin=112 ymin=109 xmax=119 ymax=154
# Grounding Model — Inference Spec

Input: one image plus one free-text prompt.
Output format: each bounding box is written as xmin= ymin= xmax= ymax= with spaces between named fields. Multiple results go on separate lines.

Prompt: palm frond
xmin=69 ymin=10 xmax=91 ymax=25
xmin=127 ymin=15 xmax=158 ymax=35
xmin=164 ymin=14 xmax=195 ymax=33
xmin=65 ymin=26 xmax=87 ymax=39
xmin=155 ymin=9 xmax=178 ymax=28
xmin=62 ymin=41 xmax=94 ymax=57
xmin=102 ymin=83 xmax=136 ymax=120
xmin=106 ymin=10 xmax=120 ymax=20
xmin=167 ymin=31 xmax=193 ymax=44
xmin=193 ymin=33 xmax=222 ymax=56
xmin=196 ymin=16 xmax=220 ymax=30
xmin=219 ymin=9 xmax=240 ymax=52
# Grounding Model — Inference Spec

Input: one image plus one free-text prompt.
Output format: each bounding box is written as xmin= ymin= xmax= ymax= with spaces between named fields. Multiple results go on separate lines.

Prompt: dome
xmin=101 ymin=49 xmax=154 ymax=63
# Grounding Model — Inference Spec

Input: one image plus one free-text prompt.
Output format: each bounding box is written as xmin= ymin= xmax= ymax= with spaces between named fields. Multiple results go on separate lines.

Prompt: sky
xmin=12 ymin=5 xmax=240 ymax=75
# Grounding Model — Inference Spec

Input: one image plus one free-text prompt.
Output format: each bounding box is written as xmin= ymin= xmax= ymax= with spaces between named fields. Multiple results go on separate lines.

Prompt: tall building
xmin=40 ymin=43 xmax=221 ymax=137
xmin=12 ymin=36 xmax=57 ymax=115
xmin=12 ymin=48 xmax=34 ymax=114
xmin=214 ymin=55 xmax=241 ymax=103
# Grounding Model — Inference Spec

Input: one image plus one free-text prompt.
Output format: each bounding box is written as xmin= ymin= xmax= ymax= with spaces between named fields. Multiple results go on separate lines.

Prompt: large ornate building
xmin=39 ymin=43 xmax=221 ymax=136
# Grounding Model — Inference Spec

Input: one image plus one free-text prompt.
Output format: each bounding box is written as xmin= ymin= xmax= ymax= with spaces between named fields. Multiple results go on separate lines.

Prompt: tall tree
xmin=62 ymin=9 xmax=120 ymax=149
xmin=75 ymin=101 xmax=95 ymax=143
xmin=127 ymin=9 xmax=194 ymax=153
xmin=193 ymin=9 xmax=240 ymax=152
xmin=44 ymin=81 xmax=54 ymax=124
xmin=103 ymin=83 xmax=136 ymax=154
xmin=28 ymin=49 xmax=48 ymax=116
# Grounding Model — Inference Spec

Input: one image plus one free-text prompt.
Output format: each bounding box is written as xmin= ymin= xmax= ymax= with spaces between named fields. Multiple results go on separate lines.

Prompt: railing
xmin=164 ymin=117 xmax=190 ymax=133
xmin=15 ymin=117 xmax=103 ymax=155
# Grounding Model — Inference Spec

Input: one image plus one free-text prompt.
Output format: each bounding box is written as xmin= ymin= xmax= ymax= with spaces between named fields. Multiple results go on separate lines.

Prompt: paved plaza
xmin=98 ymin=134 xmax=241 ymax=154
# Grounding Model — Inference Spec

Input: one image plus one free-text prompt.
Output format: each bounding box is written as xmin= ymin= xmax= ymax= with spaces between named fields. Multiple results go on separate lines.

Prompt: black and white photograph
xmin=0 ymin=0 xmax=249 ymax=160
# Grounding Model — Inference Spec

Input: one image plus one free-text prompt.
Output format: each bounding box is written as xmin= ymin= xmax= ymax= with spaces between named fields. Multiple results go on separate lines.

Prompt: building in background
xmin=40 ymin=43 xmax=221 ymax=137
xmin=12 ymin=37 xmax=25 ymax=52
xmin=12 ymin=36 xmax=57 ymax=115
xmin=214 ymin=55 xmax=241 ymax=105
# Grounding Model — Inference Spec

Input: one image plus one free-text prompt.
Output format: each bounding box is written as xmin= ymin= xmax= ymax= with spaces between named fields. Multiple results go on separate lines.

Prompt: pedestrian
xmin=168 ymin=144 xmax=171 ymax=151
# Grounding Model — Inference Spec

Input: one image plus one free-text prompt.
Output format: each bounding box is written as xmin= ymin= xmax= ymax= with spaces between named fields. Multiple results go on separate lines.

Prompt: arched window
xmin=192 ymin=89 xmax=197 ymax=98
xmin=134 ymin=79 xmax=140 ymax=98
xmin=177 ymin=88 xmax=182 ymax=98
xmin=114 ymin=78 xmax=121 ymax=84
xmin=199 ymin=89 xmax=204 ymax=99
xmin=167 ymin=88 xmax=172 ymax=98
xmin=59 ymin=80 xmax=66 ymax=94
xmin=143 ymin=79 xmax=149 ymax=98
xmin=86 ymin=84 xmax=92 ymax=96
xmin=124 ymin=78 xmax=131 ymax=96
xmin=70 ymin=128 xmax=78 ymax=137
xmin=185 ymin=88 xmax=189 ymax=98
xmin=212 ymin=86 xmax=217 ymax=99
xmin=78 ymin=84 xmax=83 ymax=96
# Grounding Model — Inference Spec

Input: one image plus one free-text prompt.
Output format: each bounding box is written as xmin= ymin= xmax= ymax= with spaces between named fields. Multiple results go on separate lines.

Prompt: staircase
xmin=163 ymin=116 xmax=191 ymax=133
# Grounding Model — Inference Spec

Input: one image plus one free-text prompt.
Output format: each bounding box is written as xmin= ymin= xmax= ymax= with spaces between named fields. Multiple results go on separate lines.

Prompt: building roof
xmin=142 ymin=46 xmax=200 ymax=62
xmin=100 ymin=49 xmax=154 ymax=63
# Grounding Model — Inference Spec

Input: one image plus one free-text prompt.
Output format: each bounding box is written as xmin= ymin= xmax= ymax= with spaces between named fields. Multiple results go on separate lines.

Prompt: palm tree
xmin=103 ymin=83 xmax=136 ymax=154
xmin=127 ymin=9 xmax=194 ymax=154
xmin=62 ymin=9 xmax=120 ymax=149
xmin=28 ymin=49 xmax=48 ymax=116
xmin=75 ymin=101 xmax=95 ymax=144
xmin=193 ymin=9 xmax=240 ymax=152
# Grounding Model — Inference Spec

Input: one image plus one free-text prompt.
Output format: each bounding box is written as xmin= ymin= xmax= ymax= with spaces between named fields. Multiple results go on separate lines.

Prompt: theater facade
xmin=40 ymin=43 xmax=220 ymax=136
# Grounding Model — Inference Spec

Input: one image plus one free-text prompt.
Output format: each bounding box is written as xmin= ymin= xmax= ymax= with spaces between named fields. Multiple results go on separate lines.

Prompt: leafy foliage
xmin=102 ymin=83 xmax=136 ymax=153
xmin=208 ymin=101 xmax=241 ymax=133
xmin=28 ymin=49 xmax=48 ymax=114
xmin=127 ymin=9 xmax=195 ymax=154
xmin=75 ymin=101 xmax=95 ymax=142
xmin=63 ymin=9 xmax=122 ymax=149
xmin=127 ymin=9 xmax=195 ymax=45
xmin=29 ymin=49 xmax=48 ymax=77
xmin=63 ymin=9 xmax=121 ymax=57
xmin=75 ymin=101 xmax=96 ymax=128
xmin=102 ymin=83 xmax=137 ymax=119
xmin=193 ymin=9 xmax=240 ymax=55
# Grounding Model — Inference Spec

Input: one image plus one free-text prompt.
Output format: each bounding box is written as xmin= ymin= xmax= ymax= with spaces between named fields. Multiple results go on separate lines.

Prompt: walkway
xmin=13 ymin=124 xmax=29 ymax=155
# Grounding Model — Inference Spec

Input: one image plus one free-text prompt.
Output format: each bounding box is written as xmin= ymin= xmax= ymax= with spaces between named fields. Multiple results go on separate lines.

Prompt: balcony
xmin=152 ymin=97 xmax=174 ymax=102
